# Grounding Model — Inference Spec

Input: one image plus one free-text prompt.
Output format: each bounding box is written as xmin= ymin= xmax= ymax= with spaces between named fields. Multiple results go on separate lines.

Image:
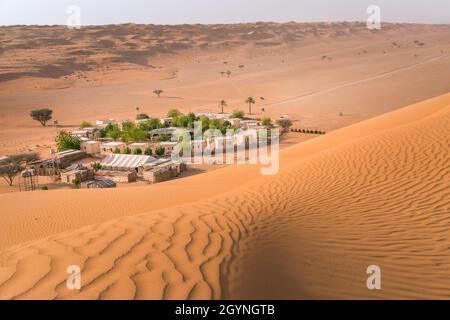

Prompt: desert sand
xmin=0 ymin=22 xmax=449 ymax=300
xmin=0 ymin=93 xmax=449 ymax=299
xmin=1 ymin=22 xmax=450 ymax=158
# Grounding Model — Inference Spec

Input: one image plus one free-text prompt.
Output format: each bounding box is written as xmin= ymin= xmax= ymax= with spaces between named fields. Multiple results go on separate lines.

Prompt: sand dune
xmin=1 ymin=22 xmax=450 ymax=157
xmin=0 ymin=93 xmax=448 ymax=300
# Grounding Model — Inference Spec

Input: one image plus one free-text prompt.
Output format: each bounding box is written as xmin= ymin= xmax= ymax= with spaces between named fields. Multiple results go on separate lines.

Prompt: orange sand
xmin=0 ymin=93 xmax=449 ymax=299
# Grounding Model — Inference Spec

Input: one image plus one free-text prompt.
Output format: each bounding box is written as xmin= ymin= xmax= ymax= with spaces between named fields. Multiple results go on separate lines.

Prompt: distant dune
xmin=0 ymin=93 xmax=448 ymax=300
xmin=1 ymin=22 xmax=449 ymax=157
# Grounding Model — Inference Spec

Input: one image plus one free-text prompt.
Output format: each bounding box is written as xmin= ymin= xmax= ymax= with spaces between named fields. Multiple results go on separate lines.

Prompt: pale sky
xmin=0 ymin=0 xmax=448 ymax=26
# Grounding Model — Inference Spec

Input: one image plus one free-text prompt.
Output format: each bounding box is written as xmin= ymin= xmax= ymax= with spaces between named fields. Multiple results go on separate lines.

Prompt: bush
xmin=144 ymin=147 xmax=152 ymax=156
xmin=136 ymin=113 xmax=150 ymax=120
xmin=72 ymin=179 xmax=81 ymax=189
xmin=134 ymin=148 xmax=142 ymax=155
xmin=91 ymin=162 xmax=102 ymax=172
xmin=113 ymin=147 xmax=121 ymax=154
xmin=30 ymin=108 xmax=53 ymax=126
xmin=167 ymin=109 xmax=182 ymax=118
xmin=56 ymin=131 xmax=81 ymax=151
xmin=41 ymin=186 xmax=49 ymax=190
xmin=155 ymin=146 xmax=165 ymax=157
xmin=80 ymin=121 xmax=93 ymax=129
xmin=124 ymin=147 xmax=132 ymax=154
xmin=231 ymin=110 xmax=245 ymax=119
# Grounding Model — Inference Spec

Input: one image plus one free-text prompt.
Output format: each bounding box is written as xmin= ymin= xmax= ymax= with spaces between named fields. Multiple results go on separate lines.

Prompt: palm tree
xmin=219 ymin=100 xmax=227 ymax=114
xmin=246 ymin=97 xmax=255 ymax=115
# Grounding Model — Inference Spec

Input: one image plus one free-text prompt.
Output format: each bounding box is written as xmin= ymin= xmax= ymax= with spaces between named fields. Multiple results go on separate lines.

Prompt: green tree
xmin=30 ymin=108 xmax=53 ymax=126
xmin=0 ymin=153 xmax=39 ymax=186
xmin=199 ymin=116 xmax=210 ymax=132
xmin=276 ymin=119 xmax=293 ymax=133
xmin=122 ymin=120 xmax=135 ymax=131
xmin=246 ymin=97 xmax=256 ymax=115
xmin=80 ymin=121 xmax=93 ymax=129
xmin=108 ymin=126 xmax=122 ymax=141
xmin=72 ymin=179 xmax=81 ymax=189
xmin=56 ymin=131 xmax=81 ymax=151
xmin=144 ymin=147 xmax=153 ymax=156
xmin=123 ymin=128 xmax=147 ymax=142
xmin=134 ymin=148 xmax=143 ymax=155
xmin=91 ymin=162 xmax=102 ymax=172
xmin=167 ymin=109 xmax=182 ymax=118
xmin=155 ymin=146 xmax=166 ymax=157
xmin=261 ymin=117 xmax=273 ymax=128
xmin=154 ymin=134 xmax=172 ymax=142
xmin=231 ymin=110 xmax=245 ymax=119
xmin=210 ymin=119 xmax=222 ymax=129
xmin=124 ymin=147 xmax=132 ymax=154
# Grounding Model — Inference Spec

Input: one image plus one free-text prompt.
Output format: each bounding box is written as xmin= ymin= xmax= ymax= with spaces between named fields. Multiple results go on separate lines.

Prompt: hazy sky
xmin=0 ymin=0 xmax=448 ymax=26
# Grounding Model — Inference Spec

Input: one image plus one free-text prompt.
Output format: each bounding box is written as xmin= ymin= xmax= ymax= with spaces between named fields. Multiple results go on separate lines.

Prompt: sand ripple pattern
xmin=0 ymin=101 xmax=449 ymax=299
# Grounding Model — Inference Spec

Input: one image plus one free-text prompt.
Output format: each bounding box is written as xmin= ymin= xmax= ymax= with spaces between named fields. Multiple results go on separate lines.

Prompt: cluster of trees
xmin=217 ymin=98 xmax=255 ymax=115
xmin=56 ymin=131 xmax=81 ymax=151
xmin=291 ymin=128 xmax=326 ymax=135
xmin=0 ymin=153 xmax=40 ymax=186
xmin=98 ymin=121 xmax=149 ymax=143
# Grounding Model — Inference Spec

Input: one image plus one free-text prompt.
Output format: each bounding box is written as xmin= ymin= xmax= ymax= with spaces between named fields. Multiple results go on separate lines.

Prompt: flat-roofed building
xmin=101 ymin=142 xmax=126 ymax=156
xmin=81 ymin=141 xmax=101 ymax=155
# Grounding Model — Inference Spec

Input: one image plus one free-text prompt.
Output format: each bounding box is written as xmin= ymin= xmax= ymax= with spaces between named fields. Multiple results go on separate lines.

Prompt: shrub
xmin=113 ymin=147 xmax=121 ymax=154
xmin=91 ymin=162 xmax=102 ymax=172
xmin=134 ymin=148 xmax=142 ymax=155
xmin=167 ymin=109 xmax=182 ymax=118
xmin=72 ymin=179 xmax=81 ymax=189
xmin=41 ymin=186 xmax=49 ymax=190
xmin=80 ymin=121 xmax=93 ymax=129
xmin=231 ymin=110 xmax=245 ymax=119
xmin=155 ymin=146 xmax=165 ymax=157
xmin=124 ymin=147 xmax=132 ymax=154
xmin=144 ymin=147 xmax=152 ymax=156
xmin=136 ymin=113 xmax=150 ymax=120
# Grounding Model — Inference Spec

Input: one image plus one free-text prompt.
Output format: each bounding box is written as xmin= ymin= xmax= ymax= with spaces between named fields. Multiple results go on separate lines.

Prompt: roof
xmin=129 ymin=142 xmax=148 ymax=147
xmin=159 ymin=141 xmax=178 ymax=146
xmin=103 ymin=141 xmax=125 ymax=147
xmin=101 ymin=154 xmax=156 ymax=169
xmin=87 ymin=177 xmax=116 ymax=188
xmin=56 ymin=149 xmax=85 ymax=158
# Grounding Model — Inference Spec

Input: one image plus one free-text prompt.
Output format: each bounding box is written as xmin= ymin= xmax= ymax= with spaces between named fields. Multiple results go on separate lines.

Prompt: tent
xmin=101 ymin=154 xmax=156 ymax=171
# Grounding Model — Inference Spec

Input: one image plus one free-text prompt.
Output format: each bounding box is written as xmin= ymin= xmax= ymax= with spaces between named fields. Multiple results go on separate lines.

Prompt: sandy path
xmin=263 ymin=52 xmax=449 ymax=107
xmin=0 ymin=93 xmax=448 ymax=300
